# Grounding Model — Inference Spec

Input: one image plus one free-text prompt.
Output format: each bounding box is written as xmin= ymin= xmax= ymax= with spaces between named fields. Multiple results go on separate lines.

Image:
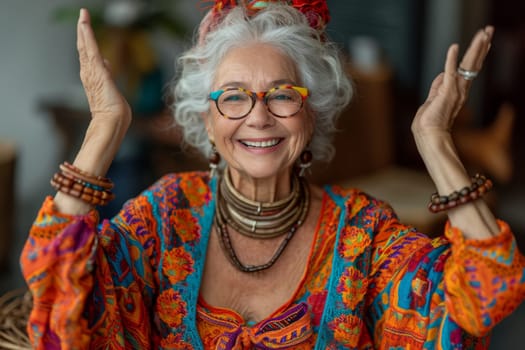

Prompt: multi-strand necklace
xmin=214 ymin=170 xmax=310 ymax=273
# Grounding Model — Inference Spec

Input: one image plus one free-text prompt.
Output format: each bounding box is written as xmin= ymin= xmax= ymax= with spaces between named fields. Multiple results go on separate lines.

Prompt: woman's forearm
xmin=54 ymin=117 xmax=129 ymax=215
xmin=414 ymin=130 xmax=499 ymax=239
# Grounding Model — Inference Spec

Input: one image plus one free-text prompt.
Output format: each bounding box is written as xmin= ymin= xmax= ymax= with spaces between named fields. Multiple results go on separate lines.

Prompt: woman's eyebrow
xmin=217 ymin=79 xmax=297 ymax=90
xmin=268 ymin=79 xmax=296 ymax=86
xmin=217 ymin=81 xmax=245 ymax=89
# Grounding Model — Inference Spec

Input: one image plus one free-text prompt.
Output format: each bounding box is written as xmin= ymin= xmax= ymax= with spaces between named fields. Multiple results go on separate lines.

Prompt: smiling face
xmin=204 ymin=43 xmax=313 ymax=183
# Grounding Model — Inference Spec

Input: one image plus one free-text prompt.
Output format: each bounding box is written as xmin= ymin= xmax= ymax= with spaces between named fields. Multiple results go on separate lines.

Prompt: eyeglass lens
xmin=217 ymin=88 xmax=303 ymax=119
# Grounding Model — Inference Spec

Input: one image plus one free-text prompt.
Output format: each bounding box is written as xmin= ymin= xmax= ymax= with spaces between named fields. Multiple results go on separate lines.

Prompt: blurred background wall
xmin=0 ymin=0 xmax=524 ymax=347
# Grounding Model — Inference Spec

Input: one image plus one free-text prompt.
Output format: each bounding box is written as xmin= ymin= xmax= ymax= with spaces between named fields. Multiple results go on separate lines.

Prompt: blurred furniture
xmin=311 ymin=62 xmax=395 ymax=184
xmin=454 ymin=103 xmax=515 ymax=184
xmin=0 ymin=140 xmax=16 ymax=269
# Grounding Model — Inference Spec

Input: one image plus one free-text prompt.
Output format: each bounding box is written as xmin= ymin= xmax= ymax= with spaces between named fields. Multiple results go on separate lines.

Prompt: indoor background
xmin=0 ymin=0 xmax=523 ymax=347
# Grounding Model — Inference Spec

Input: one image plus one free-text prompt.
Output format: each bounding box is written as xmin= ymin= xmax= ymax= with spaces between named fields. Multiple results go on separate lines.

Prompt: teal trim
xmin=177 ymin=175 xmax=217 ymax=348
xmin=315 ymin=185 xmax=349 ymax=349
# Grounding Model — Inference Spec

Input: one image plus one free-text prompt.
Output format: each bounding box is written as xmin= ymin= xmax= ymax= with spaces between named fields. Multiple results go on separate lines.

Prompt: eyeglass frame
xmin=208 ymin=84 xmax=309 ymax=120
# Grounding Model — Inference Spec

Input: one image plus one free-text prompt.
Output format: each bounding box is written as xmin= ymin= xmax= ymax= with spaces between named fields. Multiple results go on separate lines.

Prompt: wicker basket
xmin=0 ymin=288 xmax=32 ymax=350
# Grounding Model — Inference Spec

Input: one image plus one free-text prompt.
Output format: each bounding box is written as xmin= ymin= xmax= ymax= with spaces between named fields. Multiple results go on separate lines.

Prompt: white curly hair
xmin=170 ymin=2 xmax=352 ymax=164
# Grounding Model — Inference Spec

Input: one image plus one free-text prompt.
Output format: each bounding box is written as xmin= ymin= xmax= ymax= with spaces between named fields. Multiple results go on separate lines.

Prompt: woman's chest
xmin=194 ymin=226 xmax=337 ymax=350
xmin=198 ymin=225 xmax=318 ymax=323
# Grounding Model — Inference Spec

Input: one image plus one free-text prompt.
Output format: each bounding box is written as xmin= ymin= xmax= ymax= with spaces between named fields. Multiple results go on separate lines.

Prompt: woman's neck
xmin=227 ymin=168 xmax=294 ymax=202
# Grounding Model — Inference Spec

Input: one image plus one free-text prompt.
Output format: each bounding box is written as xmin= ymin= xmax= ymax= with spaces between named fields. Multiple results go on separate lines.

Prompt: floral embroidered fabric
xmin=197 ymin=299 xmax=314 ymax=349
xmin=21 ymin=172 xmax=525 ymax=349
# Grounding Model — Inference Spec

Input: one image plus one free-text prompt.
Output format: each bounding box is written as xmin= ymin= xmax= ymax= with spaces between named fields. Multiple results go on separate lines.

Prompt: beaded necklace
xmin=214 ymin=170 xmax=310 ymax=272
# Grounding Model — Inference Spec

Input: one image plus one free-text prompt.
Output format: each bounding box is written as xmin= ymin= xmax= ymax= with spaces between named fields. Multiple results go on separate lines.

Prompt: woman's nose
xmin=244 ymin=96 xmax=275 ymax=129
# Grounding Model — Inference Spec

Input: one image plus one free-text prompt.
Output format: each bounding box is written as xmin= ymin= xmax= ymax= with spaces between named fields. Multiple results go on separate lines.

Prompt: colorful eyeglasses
xmin=209 ymin=84 xmax=309 ymax=120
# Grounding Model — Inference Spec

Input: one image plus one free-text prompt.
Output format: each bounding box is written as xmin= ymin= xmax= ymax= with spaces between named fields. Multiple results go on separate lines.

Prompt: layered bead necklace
xmin=214 ymin=169 xmax=310 ymax=272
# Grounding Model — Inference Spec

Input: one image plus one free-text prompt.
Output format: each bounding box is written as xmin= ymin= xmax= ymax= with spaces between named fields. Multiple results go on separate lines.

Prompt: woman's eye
xmin=270 ymin=90 xmax=295 ymax=101
xmin=222 ymin=93 xmax=248 ymax=103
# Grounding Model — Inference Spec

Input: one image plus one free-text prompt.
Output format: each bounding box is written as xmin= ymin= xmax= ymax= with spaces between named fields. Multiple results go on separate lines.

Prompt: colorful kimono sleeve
xmin=20 ymin=194 xmax=160 ymax=350
xmin=443 ymin=220 xmax=525 ymax=336
xmin=21 ymin=196 xmax=99 ymax=349
xmin=367 ymin=207 xmax=525 ymax=349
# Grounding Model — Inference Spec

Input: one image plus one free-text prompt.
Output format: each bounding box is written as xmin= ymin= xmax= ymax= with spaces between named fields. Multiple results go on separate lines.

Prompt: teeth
xmin=241 ymin=139 xmax=280 ymax=148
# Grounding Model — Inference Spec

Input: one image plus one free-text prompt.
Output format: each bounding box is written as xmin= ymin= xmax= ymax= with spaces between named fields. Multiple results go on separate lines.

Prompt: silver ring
xmin=457 ymin=67 xmax=479 ymax=81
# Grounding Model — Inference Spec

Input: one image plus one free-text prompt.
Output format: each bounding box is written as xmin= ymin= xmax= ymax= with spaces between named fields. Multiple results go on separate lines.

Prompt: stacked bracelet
xmin=60 ymin=162 xmax=114 ymax=190
xmin=50 ymin=162 xmax=115 ymax=206
xmin=428 ymin=173 xmax=493 ymax=213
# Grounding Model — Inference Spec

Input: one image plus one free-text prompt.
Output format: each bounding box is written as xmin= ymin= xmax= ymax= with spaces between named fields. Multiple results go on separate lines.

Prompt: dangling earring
xmin=299 ymin=148 xmax=312 ymax=177
xmin=209 ymin=141 xmax=221 ymax=178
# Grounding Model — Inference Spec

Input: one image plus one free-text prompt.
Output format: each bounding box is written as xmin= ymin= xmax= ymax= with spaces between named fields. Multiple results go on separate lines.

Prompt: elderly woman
xmin=21 ymin=1 xmax=525 ymax=349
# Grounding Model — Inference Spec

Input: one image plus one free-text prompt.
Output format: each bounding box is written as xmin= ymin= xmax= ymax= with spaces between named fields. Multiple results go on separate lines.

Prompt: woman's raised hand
xmin=77 ymin=8 xmax=131 ymax=125
xmin=69 ymin=8 xmax=131 ymax=178
xmin=411 ymin=26 xmax=494 ymax=136
xmin=411 ymin=26 xmax=500 ymax=239
xmin=53 ymin=9 xmax=133 ymax=214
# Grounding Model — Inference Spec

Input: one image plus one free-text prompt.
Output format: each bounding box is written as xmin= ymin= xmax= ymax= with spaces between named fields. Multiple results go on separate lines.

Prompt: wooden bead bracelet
xmin=57 ymin=169 xmax=107 ymax=192
xmin=60 ymin=161 xmax=113 ymax=190
xmin=428 ymin=173 xmax=493 ymax=213
xmin=50 ymin=162 xmax=115 ymax=206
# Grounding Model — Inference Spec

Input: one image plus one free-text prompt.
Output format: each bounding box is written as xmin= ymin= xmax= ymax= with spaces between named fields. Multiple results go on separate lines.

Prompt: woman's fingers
xmin=75 ymin=7 xmax=127 ymax=119
xmin=440 ymin=44 xmax=464 ymax=119
xmin=439 ymin=27 xmax=494 ymax=116
xmin=425 ymin=72 xmax=445 ymax=102
xmin=477 ymin=26 xmax=494 ymax=67
xmin=458 ymin=28 xmax=489 ymax=71
xmin=443 ymin=44 xmax=460 ymax=87
xmin=77 ymin=9 xmax=105 ymax=71
xmin=463 ymin=26 xmax=494 ymax=70
xmin=79 ymin=10 xmax=104 ymax=65
xmin=441 ymin=27 xmax=493 ymax=88
xmin=455 ymin=27 xmax=493 ymax=89
xmin=76 ymin=10 xmax=86 ymax=62
xmin=413 ymin=26 xmax=495 ymax=134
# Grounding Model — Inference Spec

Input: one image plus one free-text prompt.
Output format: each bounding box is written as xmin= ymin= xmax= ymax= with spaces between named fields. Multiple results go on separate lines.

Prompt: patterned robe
xmin=21 ymin=172 xmax=525 ymax=349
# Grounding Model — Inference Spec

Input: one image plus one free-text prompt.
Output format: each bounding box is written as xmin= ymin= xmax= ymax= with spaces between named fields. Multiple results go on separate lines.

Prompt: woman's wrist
xmin=413 ymin=130 xmax=471 ymax=194
xmin=413 ymin=129 xmax=499 ymax=238
xmin=53 ymin=117 xmax=128 ymax=215
xmin=74 ymin=117 xmax=130 ymax=176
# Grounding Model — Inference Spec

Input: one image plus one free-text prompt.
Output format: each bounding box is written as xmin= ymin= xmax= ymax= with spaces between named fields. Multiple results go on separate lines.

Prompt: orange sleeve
xmin=20 ymin=194 xmax=158 ymax=349
xmin=444 ymin=219 xmax=525 ymax=336
xmin=20 ymin=196 xmax=99 ymax=349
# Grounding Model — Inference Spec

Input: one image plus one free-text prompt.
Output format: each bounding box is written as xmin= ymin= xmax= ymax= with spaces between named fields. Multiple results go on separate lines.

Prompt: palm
xmin=77 ymin=9 xmax=131 ymax=123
